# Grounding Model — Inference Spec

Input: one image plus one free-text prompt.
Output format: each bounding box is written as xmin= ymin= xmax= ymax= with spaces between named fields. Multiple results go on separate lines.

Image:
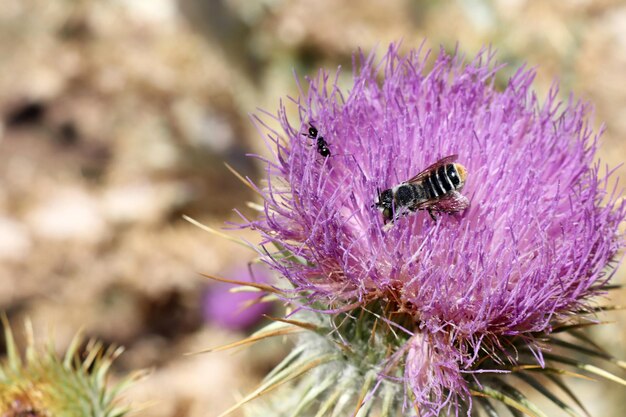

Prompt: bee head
xmin=382 ymin=207 xmax=393 ymax=223
xmin=374 ymin=188 xmax=393 ymax=210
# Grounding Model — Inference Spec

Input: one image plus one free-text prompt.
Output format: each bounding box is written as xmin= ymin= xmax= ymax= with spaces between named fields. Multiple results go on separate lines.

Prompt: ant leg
xmin=427 ymin=209 xmax=437 ymax=221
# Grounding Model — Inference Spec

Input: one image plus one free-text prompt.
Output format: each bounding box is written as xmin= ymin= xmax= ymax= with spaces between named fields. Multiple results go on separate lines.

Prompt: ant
xmin=302 ymin=123 xmax=330 ymax=158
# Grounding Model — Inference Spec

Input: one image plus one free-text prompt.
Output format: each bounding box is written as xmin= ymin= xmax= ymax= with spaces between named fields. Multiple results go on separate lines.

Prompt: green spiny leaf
xmin=568 ymin=329 xmax=609 ymax=353
xmin=0 ymin=318 xmax=138 ymax=417
xmin=544 ymin=374 xmax=591 ymax=417
xmin=314 ymin=380 xmax=349 ymax=417
xmin=1 ymin=313 xmax=21 ymax=373
xmin=379 ymin=383 xmax=396 ymax=417
xmin=551 ymin=321 xmax=612 ymax=334
xmin=548 ymin=337 xmax=626 ymax=369
xmin=352 ymin=371 xmax=377 ymax=417
xmin=574 ymin=305 xmax=626 ymax=315
xmin=471 ymin=380 xmax=549 ymax=417
xmin=477 ymin=397 xmax=501 ymax=417
xmin=513 ymin=373 xmax=583 ymax=417
xmin=265 ymin=342 xmax=308 ymax=382
xmin=218 ymin=353 xmax=338 ymax=417
xmin=289 ymin=370 xmax=339 ymax=417
xmin=497 ymin=380 xmax=549 ymax=417
xmin=542 ymin=352 xmax=626 ymax=386
xmin=588 ymin=283 xmax=622 ymax=291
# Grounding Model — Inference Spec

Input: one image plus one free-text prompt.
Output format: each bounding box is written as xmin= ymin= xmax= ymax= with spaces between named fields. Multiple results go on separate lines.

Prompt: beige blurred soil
xmin=0 ymin=1 xmax=625 ymax=416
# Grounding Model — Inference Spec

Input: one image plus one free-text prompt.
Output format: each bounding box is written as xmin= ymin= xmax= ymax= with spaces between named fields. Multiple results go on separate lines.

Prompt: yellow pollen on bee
xmin=454 ymin=163 xmax=467 ymax=182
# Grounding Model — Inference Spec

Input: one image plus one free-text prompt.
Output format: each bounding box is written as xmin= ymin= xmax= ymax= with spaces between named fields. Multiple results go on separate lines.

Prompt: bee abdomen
xmin=437 ymin=165 xmax=453 ymax=192
xmin=446 ymin=164 xmax=461 ymax=187
xmin=424 ymin=173 xmax=443 ymax=198
xmin=423 ymin=164 xmax=463 ymax=199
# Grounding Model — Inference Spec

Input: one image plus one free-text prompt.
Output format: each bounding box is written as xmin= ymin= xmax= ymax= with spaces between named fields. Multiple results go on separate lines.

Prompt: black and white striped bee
xmin=374 ymin=155 xmax=469 ymax=225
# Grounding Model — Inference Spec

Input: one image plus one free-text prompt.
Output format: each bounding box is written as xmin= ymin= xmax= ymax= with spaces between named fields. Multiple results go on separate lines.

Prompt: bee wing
xmin=407 ymin=154 xmax=458 ymax=183
xmin=413 ymin=191 xmax=469 ymax=213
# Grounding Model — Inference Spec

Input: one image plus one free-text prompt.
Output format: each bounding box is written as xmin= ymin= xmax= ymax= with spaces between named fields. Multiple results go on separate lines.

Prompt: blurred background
xmin=0 ymin=0 xmax=625 ymax=416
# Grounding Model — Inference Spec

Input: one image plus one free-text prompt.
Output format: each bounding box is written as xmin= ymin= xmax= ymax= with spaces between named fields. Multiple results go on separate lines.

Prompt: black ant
xmin=302 ymin=123 xmax=330 ymax=158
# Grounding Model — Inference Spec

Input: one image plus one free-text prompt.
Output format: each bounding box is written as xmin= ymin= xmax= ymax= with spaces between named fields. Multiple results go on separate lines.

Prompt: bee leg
xmin=427 ymin=209 xmax=437 ymax=221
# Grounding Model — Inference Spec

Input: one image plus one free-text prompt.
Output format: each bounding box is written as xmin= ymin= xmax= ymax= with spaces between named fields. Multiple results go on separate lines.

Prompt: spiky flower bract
xmin=0 ymin=317 xmax=139 ymax=417
xmin=223 ymin=44 xmax=626 ymax=417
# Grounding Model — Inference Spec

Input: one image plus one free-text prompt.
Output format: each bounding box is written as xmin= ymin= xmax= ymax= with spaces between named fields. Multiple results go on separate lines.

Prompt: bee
xmin=302 ymin=123 xmax=331 ymax=158
xmin=374 ymin=155 xmax=469 ymax=225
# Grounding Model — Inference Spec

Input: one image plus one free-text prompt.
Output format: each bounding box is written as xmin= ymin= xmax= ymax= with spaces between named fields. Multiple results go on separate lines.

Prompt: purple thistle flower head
xmin=240 ymin=43 xmax=626 ymax=416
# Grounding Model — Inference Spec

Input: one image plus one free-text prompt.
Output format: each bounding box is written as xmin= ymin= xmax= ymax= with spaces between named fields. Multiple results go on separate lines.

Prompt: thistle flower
xmin=0 ymin=317 xmax=139 ymax=417
xmin=217 ymin=44 xmax=626 ymax=417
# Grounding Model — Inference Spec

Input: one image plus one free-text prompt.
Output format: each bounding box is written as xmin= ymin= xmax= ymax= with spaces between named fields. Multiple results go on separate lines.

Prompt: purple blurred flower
xmin=238 ymin=44 xmax=625 ymax=416
xmin=203 ymin=265 xmax=272 ymax=330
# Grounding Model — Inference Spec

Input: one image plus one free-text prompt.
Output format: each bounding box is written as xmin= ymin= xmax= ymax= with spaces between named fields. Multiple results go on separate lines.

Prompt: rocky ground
xmin=0 ymin=1 xmax=625 ymax=416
